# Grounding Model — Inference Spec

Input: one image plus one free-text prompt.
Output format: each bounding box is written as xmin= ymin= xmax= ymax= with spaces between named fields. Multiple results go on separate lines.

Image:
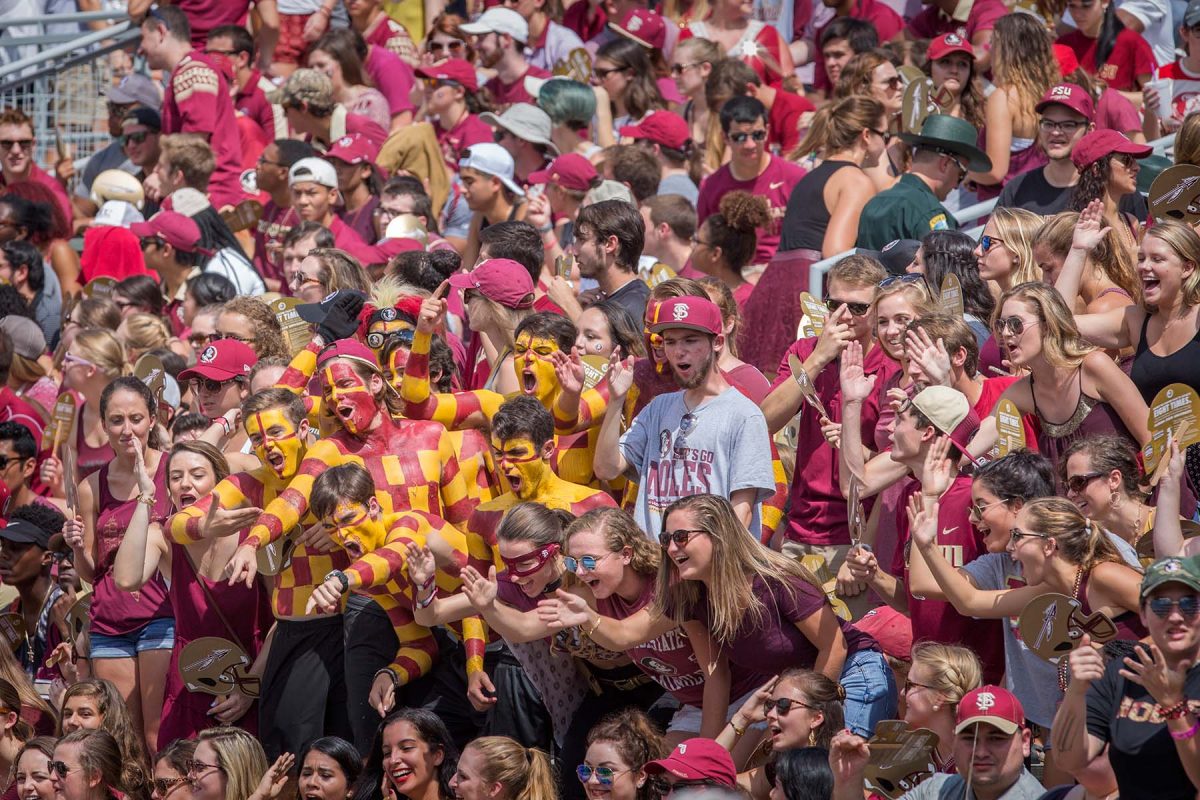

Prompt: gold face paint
xmin=325 ymin=500 xmax=385 ymax=559
xmin=512 ymin=333 xmax=560 ymax=404
xmin=491 ymin=435 xmax=549 ymax=501
xmin=245 ymin=408 xmax=304 ymax=479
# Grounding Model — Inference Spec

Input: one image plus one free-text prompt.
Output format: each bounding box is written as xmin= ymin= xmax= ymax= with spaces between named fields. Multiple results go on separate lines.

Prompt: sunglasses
xmin=967 ymin=498 xmax=1008 ymax=522
xmin=427 ymin=39 xmax=466 ymax=54
xmin=576 ymin=766 xmax=629 ymax=786
xmin=879 ymin=274 xmax=923 ymax=289
xmin=1065 ymin=471 xmax=1106 ymax=493
xmin=188 ymin=332 xmax=213 ymax=347
xmin=424 ymin=77 xmax=460 ymax=90
xmin=123 ymin=131 xmax=152 ymax=145
xmin=1112 ymin=153 xmax=1138 ymax=169
xmin=729 ymin=130 xmax=768 ymax=144
xmin=669 ymin=61 xmax=703 ymax=75
xmin=49 ymin=762 xmax=79 ymax=779
xmin=185 ymin=760 xmax=222 ymax=777
xmin=825 ymin=298 xmax=872 ymax=316
xmin=189 ymin=376 xmax=242 ymax=393
xmin=993 ymin=316 xmax=1039 ymax=337
xmin=881 ymin=75 xmax=903 ymax=89
xmin=139 ymin=235 xmax=162 ymax=250
xmin=1009 ymin=527 xmax=1050 ymax=543
xmin=658 ymin=528 xmax=705 ymax=549
xmin=152 ymin=777 xmax=189 ymax=796
xmin=0 ymin=454 xmax=30 ymax=470
xmin=903 ymin=678 xmax=939 ymax=694
xmin=0 ymin=139 xmax=32 ymax=152
xmin=213 ymin=331 xmax=255 ymax=345
xmin=1148 ymin=595 xmax=1200 ymax=619
xmin=868 ymin=126 xmax=893 ymax=144
xmin=979 ymin=235 xmax=1004 ymax=253
xmin=764 ymin=696 xmax=817 ymax=715
xmin=563 ymin=552 xmax=614 ymax=573
xmin=594 ymin=66 xmax=628 ymax=79
xmin=367 ymin=328 xmax=415 ymax=350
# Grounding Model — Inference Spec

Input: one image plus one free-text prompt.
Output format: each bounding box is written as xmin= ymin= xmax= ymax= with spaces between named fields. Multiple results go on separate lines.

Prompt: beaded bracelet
xmin=1161 ymin=700 xmax=1189 ymax=721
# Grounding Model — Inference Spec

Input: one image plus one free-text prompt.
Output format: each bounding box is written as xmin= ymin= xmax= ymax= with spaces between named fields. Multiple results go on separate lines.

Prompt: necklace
xmin=1057 ymin=567 xmax=1085 ymax=691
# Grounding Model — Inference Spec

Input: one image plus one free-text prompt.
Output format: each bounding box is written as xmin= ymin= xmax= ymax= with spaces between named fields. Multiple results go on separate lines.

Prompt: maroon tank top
xmin=1078 ymin=570 xmax=1148 ymax=642
xmin=157 ymin=535 xmax=271 ymax=748
xmin=90 ymin=456 xmax=173 ymax=637
xmin=74 ymin=403 xmax=114 ymax=479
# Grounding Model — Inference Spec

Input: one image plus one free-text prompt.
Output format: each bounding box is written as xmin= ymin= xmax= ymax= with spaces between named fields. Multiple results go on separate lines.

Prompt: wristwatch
xmin=325 ymin=569 xmax=350 ymax=594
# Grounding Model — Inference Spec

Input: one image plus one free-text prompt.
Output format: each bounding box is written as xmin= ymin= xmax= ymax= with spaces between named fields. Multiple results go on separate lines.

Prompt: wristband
xmin=373 ymin=667 xmax=399 ymax=687
xmin=325 ymin=569 xmax=350 ymax=594
xmin=416 ymin=587 xmax=436 ymax=609
xmin=537 ymin=223 xmax=554 ymax=234
xmin=214 ymin=416 xmax=233 ymax=435
xmin=1171 ymin=720 xmax=1200 ymax=740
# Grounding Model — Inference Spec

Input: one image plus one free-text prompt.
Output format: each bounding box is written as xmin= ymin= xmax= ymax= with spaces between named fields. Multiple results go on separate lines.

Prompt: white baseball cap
xmin=459 ymin=143 xmax=525 ymax=197
xmin=459 ymin=8 xmax=529 ymax=43
xmin=288 ymin=157 xmax=338 ymax=189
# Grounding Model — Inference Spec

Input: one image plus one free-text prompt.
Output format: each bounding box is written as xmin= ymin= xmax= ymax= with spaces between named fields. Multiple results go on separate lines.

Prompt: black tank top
xmin=1129 ymin=313 xmax=1200 ymax=402
xmin=779 ymin=160 xmax=857 ymax=253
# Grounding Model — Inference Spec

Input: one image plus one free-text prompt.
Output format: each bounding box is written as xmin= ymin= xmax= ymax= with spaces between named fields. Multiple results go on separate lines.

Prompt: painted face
xmin=382 ymin=720 xmax=443 ymax=797
xmin=765 ymin=678 xmax=824 ymax=750
xmin=298 ymin=750 xmax=350 ymax=800
xmin=60 ymin=696 xmax=102 ymax=733
xmin=16 ymin=748 xmax=55 ymax=800
xmin=245 ymin=408 xmax=305 ymax=480
xmin=491 ymin=436 xmax=549 ymax=500
xmin=322 ymin=361 xmax=380 ymax=436
xmin=497 ymin=537 xmax=560 ymax=596
xmin=167 ymin=450 xmax=218 ymax=510
xmin=564 ymin=528 xmax=627 ymax=600
xmin=513 ymin=333 xmax=561 ymax=403
xmin=322 ymin=500 xmax=384 ymax=560
xmin=367 ymin=318 xmax=415 ymax=355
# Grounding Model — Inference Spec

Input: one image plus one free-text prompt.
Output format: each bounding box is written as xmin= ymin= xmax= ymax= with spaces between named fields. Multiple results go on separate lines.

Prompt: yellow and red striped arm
xmin=552 ymin=383 xmax=610 ymax=435
xmin=449 ymin=429 xmax=500 ymax=505
xmin=247 ymin=440 xmax=349 ymax=548
xmin=400 ymin=332 xmax=504 ymax=428
xmin=168 ymin=472 xmax=265 ymax=544
xmin=274 ymin=544 xmax=352 ymax=618
xmin=275 ymin=340 xmax=321 ymax=396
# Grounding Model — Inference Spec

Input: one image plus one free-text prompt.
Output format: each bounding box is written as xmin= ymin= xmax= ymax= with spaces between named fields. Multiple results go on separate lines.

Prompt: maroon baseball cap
xmin=178 ymin=340 xmax=257 ymax=383
xmin=1071 ymin=129 xmax=1152 ymax=170
xmin=316 ymin=338 xmax=381 ymax=370
xmin=955 ymin=686 xmax=1026 ymax=735
xmin=647 ymin=297 xmax=723 ymax=336
xmin=610 ymin=8 xmax=667 ymax=49
xmin=620 ymin=110 xmax=690 ymax=151
xmin=852 ymin=605 xmax=913 ymax=661
xmin=448 ymin=259 xmax=535 ymax=309
xmin=130 ymin=211 xmax=204 ymax=254
xmin=325 ymin=133 xmax=379 ymax=166
xmin=927 ymin=31 xmax=974 ymax=62
xmin=415 ymin=58 xmax=480 ymax=93
xmin=644 ymin=739 xmax=736 ymax=786
xmin=1035 ymin=83 xmax=1094 ymax=122
xmin=527 ymin=153 xmax=598 ymax=192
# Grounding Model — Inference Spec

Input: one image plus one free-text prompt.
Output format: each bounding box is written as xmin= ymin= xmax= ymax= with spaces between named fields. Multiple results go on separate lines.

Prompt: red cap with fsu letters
xmin=955 ymin=686 xmax=1026 ymax=735
xmin=610 ymin=8 xmax=667 ymax=49
xmin=644 ymin=739 xmax=736 ymax=786
xmin=1035 ymin=83 xmax=1095 ymax=122
xmin=927 ymin=32 xmax=975 ymax=62
xmin=178 ymin=340 xmax=257 ymax=383
xmin=647 ymin=297 xmax=723 ymax=335
xmin=448 ymin=259 xmax=535 ymax=309
xmin=325 ymin=133 xmax=380 ymax=166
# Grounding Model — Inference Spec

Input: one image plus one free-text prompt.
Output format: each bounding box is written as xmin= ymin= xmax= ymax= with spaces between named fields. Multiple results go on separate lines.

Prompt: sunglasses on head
xmin=1148 ymin=595 xmax=1200 ymax=619
xmin=367 ymin=328 xmax=415 ymax=350
xmin=658 ymin=528 xmax=704 ymax=549
xmin=879 ymin=274 xmax=923 ymax=289
xmin=825 ymin=298 xmax=872 ymax=316
xmin=729 ymin=130 xmax=768 ymax=144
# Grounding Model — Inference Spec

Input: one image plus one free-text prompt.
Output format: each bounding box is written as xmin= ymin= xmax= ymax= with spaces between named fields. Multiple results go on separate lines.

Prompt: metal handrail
xmin=0 ymin=20 xmax=133 ymax=83
xmin=804 ymin=131 xmax=1179 ymax=296
xmin=0 ymin=9 xmax=130 ymax=26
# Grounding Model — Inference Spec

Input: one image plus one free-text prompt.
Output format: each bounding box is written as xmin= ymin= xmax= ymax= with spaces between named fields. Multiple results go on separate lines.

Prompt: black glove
xmin=317 ymin=292 xmax=366 ymax=343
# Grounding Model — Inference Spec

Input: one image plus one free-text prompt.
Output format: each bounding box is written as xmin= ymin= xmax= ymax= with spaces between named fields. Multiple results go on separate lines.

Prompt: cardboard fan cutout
xmin=581 ymin=355 xmax=610 ymax=390
xmin=220 ymin=199 xmax=264 ymax=234
xmin=864 ymin=721 xmax=940 ymax=800
xmin=134 ymin=353 xmax=167 ymax=405
xmin=1150 ymin=164 xmax=1200 ymax=224
xmin=178 ymin=636 xmax=260 ymax=698
xmin=1016 ymin=593 xmax=1117 ymax=662
xmin=939 ymin=274 xmax=964 ymax=319
xmin=798 ymin=554 xmax=851 ymax=621
xmin=65 ymin=591 xmax=92 ymax=641
xmin=271 ymin=297 xmax=311 ymax=357
xmin=901 ymin=77 xmax=953 ymax=135
xmin=799 ymin=292 xmax=827 ymax=337
xmin=993 ymin=399 xmax=1025 ymax=458
xmin=256 ymin=536 xmax=297 ymax=577
xmin=83 ymin=276 xmax=116 ymax=300
xmin=786 ymin=354 xmax=832 ymax=425
xmin=0 ymin=613 xmax=25 ymax=652
xmin=1143 ymin=384 xmax=1200 ymax=476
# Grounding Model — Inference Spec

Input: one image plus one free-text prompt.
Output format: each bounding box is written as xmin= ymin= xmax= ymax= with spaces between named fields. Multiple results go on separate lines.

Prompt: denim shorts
xmin=840 ymin=648 xmax=898 ymax=737
xmin=89 ymin=618 xmax=176 ymax=658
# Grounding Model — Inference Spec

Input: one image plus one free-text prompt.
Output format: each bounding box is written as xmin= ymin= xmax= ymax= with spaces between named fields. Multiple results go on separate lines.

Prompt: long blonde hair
xmin=1141 ymin=220 xmax=1200 ymax=312
xmin=994 ymin=282 xmax=1096 ymax=368
xmin=1022 ymin=497 xmax=1125 ymax=569
xmin=71 ymin=328 xmax=128 ymax=379
xmin=1033 ymin=212 xmax=1140 ymax=302
xmin=464 ymin=737 xmax=556 ymax=800
xmin=195 ymin=727 xmax=270 ymax=800
xmin=652 ymin=494 xmax=826 ymax=643
xmin=991 ymin=14 xmax=1060 ymax=123
xmin=988 ymin=207 xmax=1045 ymax=285
xmin=1176 ymin=111 xmax=1200 ymax=166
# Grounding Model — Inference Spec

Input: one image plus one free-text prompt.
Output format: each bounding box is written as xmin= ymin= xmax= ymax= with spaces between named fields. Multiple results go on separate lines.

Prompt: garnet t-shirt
xmin=691 ymin=574 xmax=878 ymax=676
xmin=1056 ymin=28 xmax=1156 ymax=92
xmin=697 ymin=155 xmax=806 ymax=265
xmin=162 ymin=51 xmax=244 ymax=210
xmin=485 ymin=66 xmax=552 ymax=108
xmin=435 ymin=113 xmax=495 ymax=172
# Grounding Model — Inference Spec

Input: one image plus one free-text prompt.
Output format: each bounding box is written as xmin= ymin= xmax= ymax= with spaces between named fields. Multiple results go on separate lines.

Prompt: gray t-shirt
xmin=961 ymin=532 xmax=1137 ymax=729
xmin=658 ymin=173 xmax=699 ymax=205
xmin=619 ymin=386 xmax=774 ymax=538
xmin=901 ymin=768 xmax=1043 ymax=800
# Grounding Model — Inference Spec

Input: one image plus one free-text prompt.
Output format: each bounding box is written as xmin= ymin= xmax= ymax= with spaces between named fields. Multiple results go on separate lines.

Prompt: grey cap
xmin=480 ymin=103 xmax=560 ymax=155
xmin=0 ymin=316 xmax=46 ymax=361
xmin=1187 ymin=0 xmax=1200 ymax=27
xmin=106 ymin=73 xmax=162 ymax=111
xmin=584 ymin=180 xmax=635 ymax=206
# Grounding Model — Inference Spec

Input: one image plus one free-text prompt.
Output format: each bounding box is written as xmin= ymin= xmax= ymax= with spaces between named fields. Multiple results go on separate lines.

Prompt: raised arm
xmin=593 ymin=351 xmax=635 ymax=483
xmin=113 ymin=447 xmax=170 ymax=591
xmin=1052 ymin=638 xmax=1111 ymax=777
xmin=168 ymin=473 xmax=264 ymax=543
xmin=1153 ymin=437 xmax=1189 ymax=558
xmin=761 ymin=306 xmax=852 ymax=434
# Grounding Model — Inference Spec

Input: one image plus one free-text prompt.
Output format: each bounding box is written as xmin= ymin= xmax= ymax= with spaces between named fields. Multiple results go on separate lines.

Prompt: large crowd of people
xmin=0 ymin=0 xmax=1199 ymax=799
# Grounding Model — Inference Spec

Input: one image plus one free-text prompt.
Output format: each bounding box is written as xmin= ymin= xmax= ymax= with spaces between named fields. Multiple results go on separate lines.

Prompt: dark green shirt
xmin=856 ymin=173 xmax=957 ymax=249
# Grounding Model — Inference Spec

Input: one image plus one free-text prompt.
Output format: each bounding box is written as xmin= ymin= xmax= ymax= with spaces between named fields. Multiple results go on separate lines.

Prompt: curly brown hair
xmin=702 ymin=191 xmax=771 ymax=274
xmin=219 ymin=297 xmax=289 ymax=360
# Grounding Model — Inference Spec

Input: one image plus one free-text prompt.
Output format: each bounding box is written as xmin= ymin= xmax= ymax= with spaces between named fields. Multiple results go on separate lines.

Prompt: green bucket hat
xmin=1140 ymin=556 xmax=1200 ymax=600
xmin=899 ymin=114 xmax=992 ymax=173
